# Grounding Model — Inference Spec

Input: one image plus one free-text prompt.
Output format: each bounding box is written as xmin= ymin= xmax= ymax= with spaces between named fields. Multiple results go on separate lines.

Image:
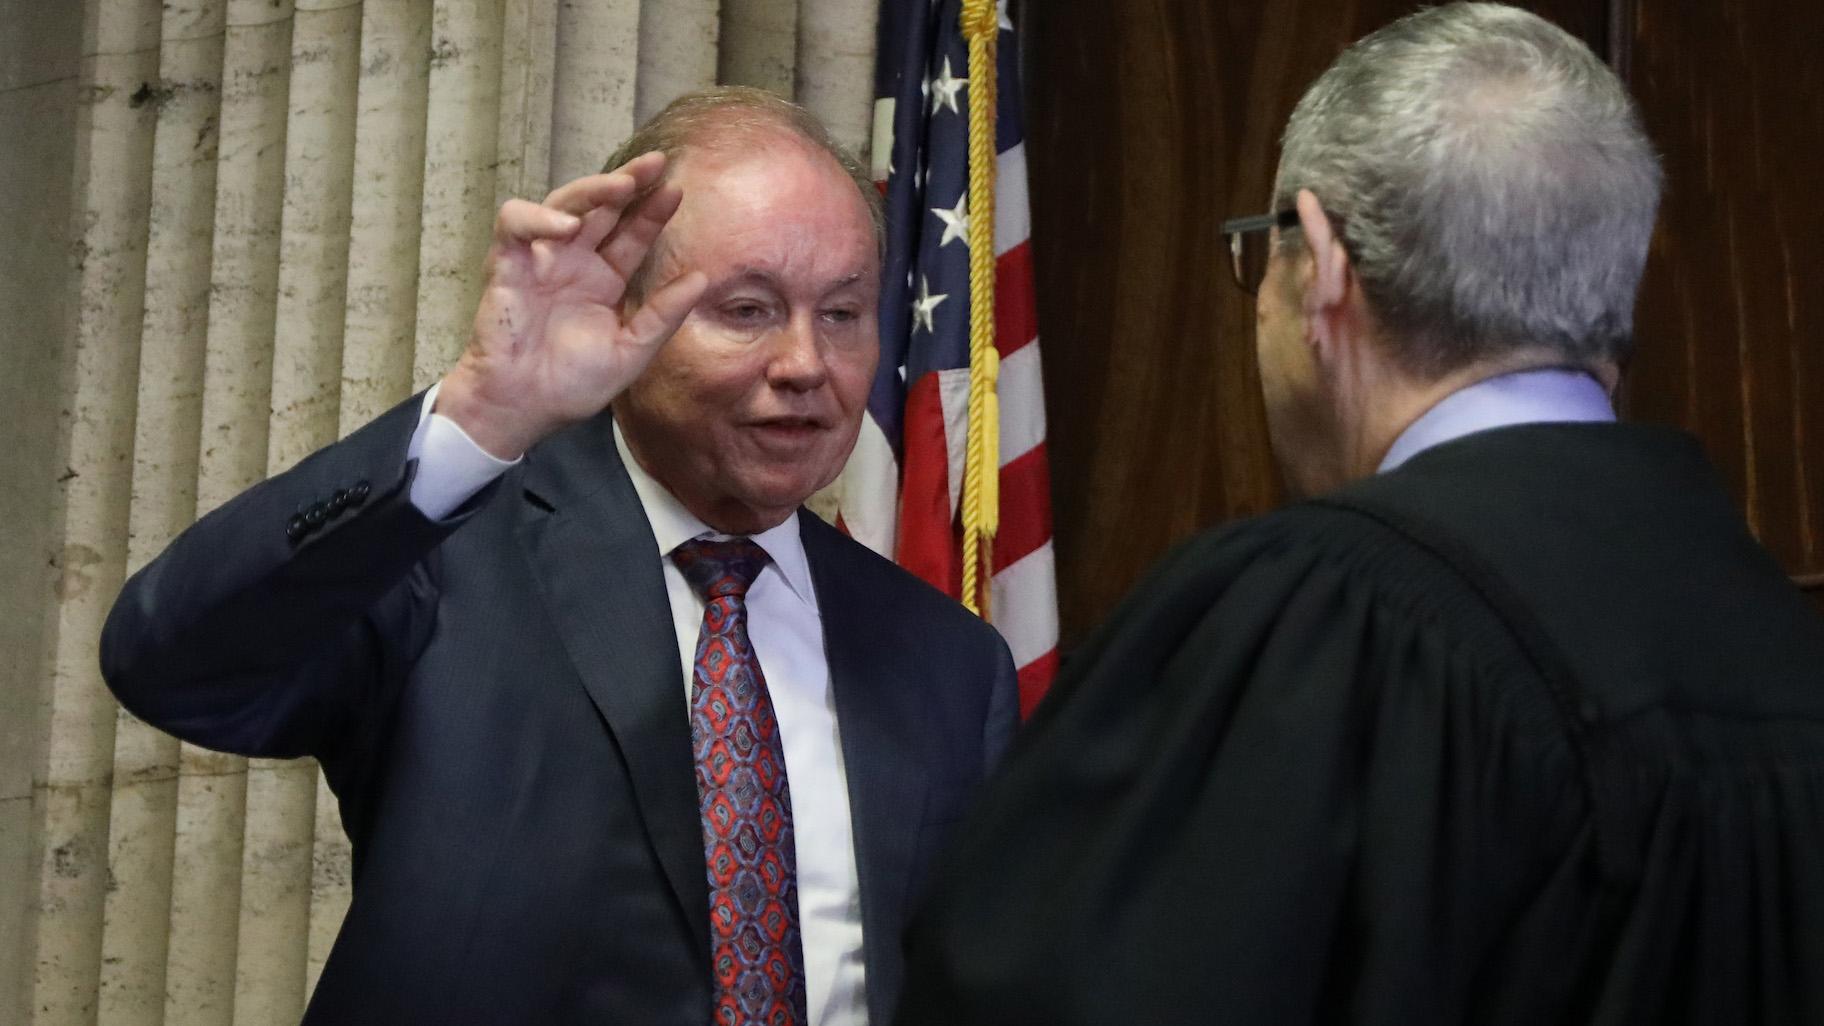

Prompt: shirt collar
xmin=612 ymin=418 xmax=817 ymax=609
xmin=1378 ymin=368 xmax=1616 ymax=473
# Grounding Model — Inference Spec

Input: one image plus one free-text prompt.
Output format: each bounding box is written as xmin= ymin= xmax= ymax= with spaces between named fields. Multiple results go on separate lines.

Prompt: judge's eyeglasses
xmin=1219 ymin=208 xmax=1300 ymax=294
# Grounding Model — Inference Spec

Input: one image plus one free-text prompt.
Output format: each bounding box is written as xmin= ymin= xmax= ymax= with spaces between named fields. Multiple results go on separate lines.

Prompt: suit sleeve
xmin=981 ymin=637 xmax=1019 ymax=772
xmin=99 ymin=393 xmax=493 ymax=761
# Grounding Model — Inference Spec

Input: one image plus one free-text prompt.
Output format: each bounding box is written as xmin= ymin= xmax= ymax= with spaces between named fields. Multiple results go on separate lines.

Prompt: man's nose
xmin=766 ymin=314 xmax=829 ymax=391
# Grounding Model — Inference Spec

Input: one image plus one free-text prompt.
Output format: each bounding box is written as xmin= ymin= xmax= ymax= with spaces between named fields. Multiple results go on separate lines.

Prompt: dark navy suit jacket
xmin=101 ymin=395 xmax=1018 ymax=1024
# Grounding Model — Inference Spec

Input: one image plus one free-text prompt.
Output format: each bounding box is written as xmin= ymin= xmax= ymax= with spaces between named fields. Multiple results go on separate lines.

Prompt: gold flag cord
xmin=959 ymin=0 xmax=1000 ymax=618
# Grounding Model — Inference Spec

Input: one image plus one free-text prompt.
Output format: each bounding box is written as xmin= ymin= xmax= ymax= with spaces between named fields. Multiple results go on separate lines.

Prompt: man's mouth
xmin=749 ymin=415 xmax=828 ymax=433
xmin=746 ymin=416 xmax=830 ymax=449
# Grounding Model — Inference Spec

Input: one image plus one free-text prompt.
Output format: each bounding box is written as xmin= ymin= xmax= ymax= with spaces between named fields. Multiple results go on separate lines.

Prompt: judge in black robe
xmin=896 ymin=6 xmax=1824 ymax=1024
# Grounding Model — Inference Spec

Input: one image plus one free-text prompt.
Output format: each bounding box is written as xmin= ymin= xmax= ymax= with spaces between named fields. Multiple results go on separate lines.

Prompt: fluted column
xmin=550 ymin=0 xmax=639 ymax=183
xmin=7 ymin=1 xmax=149 ymax=1024
xmin=719 ymin=0 xmax=794 ymax=96
xmin=795 ymin=0 xmax=875 ymax=161
xmin=413 ymin=0 xmax=506 ymax=390
xmin=635 ymin=0 xmax=718 ymax=123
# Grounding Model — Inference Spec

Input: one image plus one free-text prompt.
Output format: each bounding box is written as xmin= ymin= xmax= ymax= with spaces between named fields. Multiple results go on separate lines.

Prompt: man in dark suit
xmin=102 ymin=87 xmax=1016 ymax=1026
xmin=898 ymin=4 xmax=1824 ymax=1024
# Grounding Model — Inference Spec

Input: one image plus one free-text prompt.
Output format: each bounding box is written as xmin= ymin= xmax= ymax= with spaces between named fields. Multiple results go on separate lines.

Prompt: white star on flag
xmin=911 ymin=274 xmax=947 ymax=334
xmin=933 ymin=192 xmax=969 ymax=248
xmin=930 ymin=57 xmax=966 ymax=115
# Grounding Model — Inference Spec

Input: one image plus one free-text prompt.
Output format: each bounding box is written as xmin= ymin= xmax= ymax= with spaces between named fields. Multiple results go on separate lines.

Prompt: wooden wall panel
xmin=1618 ymin=0 xmax=1824 ymax=615
xmin=1025 ymin=0 xmax=1611 ymax=646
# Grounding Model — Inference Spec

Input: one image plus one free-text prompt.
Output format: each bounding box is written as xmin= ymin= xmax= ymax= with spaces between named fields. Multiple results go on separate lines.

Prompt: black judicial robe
xmin=897 ymin=423 xmax=1824 ymax=1026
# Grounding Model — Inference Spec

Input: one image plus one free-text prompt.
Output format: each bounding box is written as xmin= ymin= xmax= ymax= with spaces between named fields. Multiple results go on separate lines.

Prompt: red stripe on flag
xmin=1015 ymin=648 xmax=1059 ymax=719
xmin=995 ymin=241 xmax=1039 ymax=358
xmin=992 ymin=444 xmax=1052 ymax=573
xmin=895 ymin=371 xmax=959 ymax=598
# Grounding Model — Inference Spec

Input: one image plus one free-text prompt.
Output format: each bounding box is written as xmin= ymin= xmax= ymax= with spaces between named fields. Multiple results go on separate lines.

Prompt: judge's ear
xmin=1295 ymin=189 xmax=1356 ymax=362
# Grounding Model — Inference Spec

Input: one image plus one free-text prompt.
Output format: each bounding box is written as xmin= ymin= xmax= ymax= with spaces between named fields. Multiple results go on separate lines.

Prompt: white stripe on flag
xmin=936 ymin=366 xmax=974 ymax=519
xmin=997 ymin=338 xmax=1046 ymax=468
xmin=991 ymin=540 xmax=1060 ymax=668
xmin=994 ymin=142 xmax=1030 ymax=257
xmin=820 ymin=412 xmax=901 ymax=557
xmin=870 ymin=98 xmax=896 ymax=183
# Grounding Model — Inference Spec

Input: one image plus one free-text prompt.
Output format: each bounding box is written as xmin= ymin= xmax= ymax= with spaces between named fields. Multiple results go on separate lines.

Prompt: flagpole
xmin=958 ymin=0 xmax=1000 ymax=618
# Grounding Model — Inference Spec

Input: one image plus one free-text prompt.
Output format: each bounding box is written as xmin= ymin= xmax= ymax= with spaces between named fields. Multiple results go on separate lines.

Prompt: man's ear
xmin=1295 ymin=189 xmax=1353 ymax=359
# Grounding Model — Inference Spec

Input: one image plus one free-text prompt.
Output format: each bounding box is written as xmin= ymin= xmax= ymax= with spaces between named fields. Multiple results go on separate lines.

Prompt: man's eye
xmin=822 ymin=308 xmax=859 ymax=324
xmin=726 ymin=303 xmax=769 ymax=322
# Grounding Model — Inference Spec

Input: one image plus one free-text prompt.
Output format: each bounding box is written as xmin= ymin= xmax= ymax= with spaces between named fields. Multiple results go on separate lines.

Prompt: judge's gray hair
xmin=1273 ymin=2 xmax=1662 ymax=377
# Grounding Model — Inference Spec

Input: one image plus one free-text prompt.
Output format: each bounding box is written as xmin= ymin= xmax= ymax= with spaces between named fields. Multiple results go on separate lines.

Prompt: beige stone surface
xmin=231 ymin=758 xmax=316 ymax=1025
xmin=794 ymin=0 xmax=875 ymax=162
xmin=550 ymin=0 xmax=639 ymax=184
xmin=91 ymin=9 xmax=230 ymax=1026
xmin=31 ymin=783 xmax=115 ymax=1026
xmin=0 ymin=794 xmax=38 ymax=1026
xmin=97 ymin=710 xmax=178 ymax=1026
xmin=162 ymin=746 xmax=247 ymax=1026
xmin=497 ymin=0 xmax=558 ymax=202
xmin=634 ymin=0 xmax=717 ymax=124
xmin=125 ymin=0 xmax=225 ymax=582
xmin=0 ymin=2 xmax=83 ymax=1021
xmin=339 ymin=0 xmax=430 ymax=432
xmin=28 ymin=0 xmax=167 ymax=1021
xmin=718 ymin=0 xmax=794 ymax=97
xmin=413 ymin=0 xmax=505 ymax=391
xmin=270 ymin=0 xmax=360 ymax=470
xmin=195 ymin=0 xmax=292 ymax=516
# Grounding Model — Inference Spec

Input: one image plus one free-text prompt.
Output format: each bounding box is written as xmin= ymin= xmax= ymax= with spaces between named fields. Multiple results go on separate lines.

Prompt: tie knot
xmin=672 ymin=537 xmax=771 ymax=600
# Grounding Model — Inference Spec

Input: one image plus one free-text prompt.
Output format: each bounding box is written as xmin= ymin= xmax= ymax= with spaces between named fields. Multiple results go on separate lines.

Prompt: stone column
xmin=414 ymin=0 xmax=506 ymax=390
xmin=550 ymin=0 xmax=640 ymax=184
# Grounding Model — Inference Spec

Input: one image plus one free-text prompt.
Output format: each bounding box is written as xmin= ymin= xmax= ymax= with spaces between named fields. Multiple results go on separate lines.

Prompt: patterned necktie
xmin=671 ymin=538 xmax=808 ymax=1026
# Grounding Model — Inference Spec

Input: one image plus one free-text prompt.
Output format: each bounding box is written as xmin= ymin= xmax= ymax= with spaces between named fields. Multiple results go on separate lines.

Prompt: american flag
xmin=824 ymin=0 xmax=1058 ymax=716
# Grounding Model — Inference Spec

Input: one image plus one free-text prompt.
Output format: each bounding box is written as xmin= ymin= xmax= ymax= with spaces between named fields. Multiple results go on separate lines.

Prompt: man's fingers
xmin=597 ymin=182 xmax=685 ymax=284
xmin=625 ymin=269 xmax=707 ymax=351
xmin=571 ymin=203 xmax=624 ymax=259
xmin=494 ymin=199 xmax=581 ymax=245
xmin=542 ymin=151 xmax=667 ymax=217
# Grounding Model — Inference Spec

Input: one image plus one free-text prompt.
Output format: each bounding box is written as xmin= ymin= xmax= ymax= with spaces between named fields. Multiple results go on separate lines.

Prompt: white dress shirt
xmin=406 ymin=387 xmax=870 ymax=1026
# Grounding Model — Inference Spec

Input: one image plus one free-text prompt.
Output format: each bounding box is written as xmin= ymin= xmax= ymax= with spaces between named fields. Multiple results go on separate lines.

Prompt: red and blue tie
xmin=672 ymin=538 xmax=807 ymax=1026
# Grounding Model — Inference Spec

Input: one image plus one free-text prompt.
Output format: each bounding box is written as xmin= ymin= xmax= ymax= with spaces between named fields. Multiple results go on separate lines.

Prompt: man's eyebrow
xmin=710 ymin=268 xmax=871 ymax=292
xmin=708 ymin=267 xmax=783 ymax=291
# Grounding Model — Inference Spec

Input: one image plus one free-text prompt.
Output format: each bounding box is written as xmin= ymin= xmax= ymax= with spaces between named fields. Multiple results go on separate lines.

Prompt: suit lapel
xmin=801 ymin=514 xmax=930 ymax=1022
xmin=515 ymin=416 xmax=710 ymax=962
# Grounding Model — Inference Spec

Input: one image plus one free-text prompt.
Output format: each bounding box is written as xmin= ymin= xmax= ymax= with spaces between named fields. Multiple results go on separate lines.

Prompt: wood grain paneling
xmin=1025 ymin=0 xmax=1611 ymax=647
xmin=1619 ymin=0 xmax=1824 ymax=602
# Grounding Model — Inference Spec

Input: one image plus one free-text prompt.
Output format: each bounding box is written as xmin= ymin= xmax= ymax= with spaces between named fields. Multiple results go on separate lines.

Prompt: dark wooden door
xmin=1618 ymin=0 xmax=1824 ymax=609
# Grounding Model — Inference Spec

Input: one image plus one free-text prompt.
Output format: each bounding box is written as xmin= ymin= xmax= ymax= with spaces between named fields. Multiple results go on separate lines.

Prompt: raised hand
xmin=436 ymin=151 xmax=708 ymax=459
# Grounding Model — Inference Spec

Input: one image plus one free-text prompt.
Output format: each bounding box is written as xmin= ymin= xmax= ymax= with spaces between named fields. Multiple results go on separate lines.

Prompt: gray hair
xmin=602 ymin=86 xmax=884 ymax=301
xmin=1273 ymin=2 xmax=1662 ymax=376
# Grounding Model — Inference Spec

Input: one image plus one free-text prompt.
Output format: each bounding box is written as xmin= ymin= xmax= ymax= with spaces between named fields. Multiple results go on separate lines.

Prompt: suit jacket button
xmin=305 ymin=502 xmax=329 ymax=527
xmin=330 ymin=488 xmax=350 ymax=512
xmin=286 ymin=513 xmax=307 ymax=542
xmin=349 ymin=480 xmax=371 ymax=505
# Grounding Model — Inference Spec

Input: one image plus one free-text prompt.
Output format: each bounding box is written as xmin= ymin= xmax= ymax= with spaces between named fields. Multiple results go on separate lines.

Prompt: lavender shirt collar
xmin=1378 ymin=368 xmax=1616 ymax=473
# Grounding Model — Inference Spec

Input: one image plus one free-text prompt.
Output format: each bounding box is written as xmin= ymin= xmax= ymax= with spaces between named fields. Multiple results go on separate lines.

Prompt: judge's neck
xmin=1338 ymin=349 xmax=1617 ymax=483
